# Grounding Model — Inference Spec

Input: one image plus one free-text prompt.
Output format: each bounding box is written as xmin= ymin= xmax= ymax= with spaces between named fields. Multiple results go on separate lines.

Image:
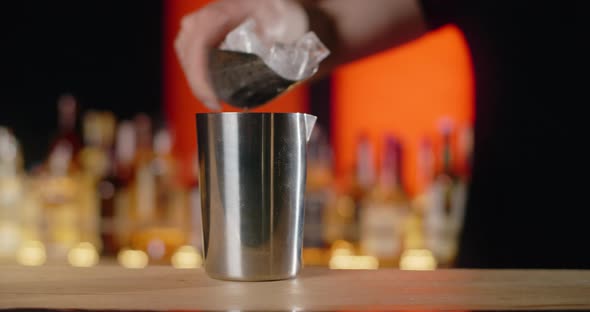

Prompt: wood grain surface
xmin=1 ymin=266 xmax=590 ymax=311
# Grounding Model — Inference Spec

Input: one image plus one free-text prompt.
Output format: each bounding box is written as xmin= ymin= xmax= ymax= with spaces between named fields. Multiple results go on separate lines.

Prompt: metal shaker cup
xmin=197 ymin=112 xmax=316 ymax=281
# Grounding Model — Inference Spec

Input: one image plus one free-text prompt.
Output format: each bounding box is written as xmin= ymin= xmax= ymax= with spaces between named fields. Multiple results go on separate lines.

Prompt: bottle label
xmin=360 ymin=204 xmax=403 ymax=258
xmin=304 ymin=191 xmax=327 ymax=248
xmin=136 ymin=165 xmax=156 ymax=221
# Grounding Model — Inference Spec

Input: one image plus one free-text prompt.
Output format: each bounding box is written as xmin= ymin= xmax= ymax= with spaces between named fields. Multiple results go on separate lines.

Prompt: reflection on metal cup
xmin=197 ymin=112 xmax=316 ymax=281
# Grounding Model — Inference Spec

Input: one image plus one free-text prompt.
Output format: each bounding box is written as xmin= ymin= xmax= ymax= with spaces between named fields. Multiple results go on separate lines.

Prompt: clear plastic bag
xmin=209 ymin=19 xmax=330 ymax=109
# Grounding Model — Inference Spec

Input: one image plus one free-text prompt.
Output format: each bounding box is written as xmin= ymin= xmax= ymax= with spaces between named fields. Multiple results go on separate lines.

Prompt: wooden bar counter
xmin=1 ymin=266 xmax=590 ymax=311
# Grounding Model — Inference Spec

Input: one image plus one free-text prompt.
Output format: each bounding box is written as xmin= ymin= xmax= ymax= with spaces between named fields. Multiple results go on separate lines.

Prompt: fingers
xmin=175 ymin=10 xmax=222 ymax=110
xmin=174 ymin=0 xmax=262 ymax=110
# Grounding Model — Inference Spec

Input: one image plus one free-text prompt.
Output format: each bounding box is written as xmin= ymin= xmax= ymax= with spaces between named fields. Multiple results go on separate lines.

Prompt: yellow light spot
xmin=329 ymin=255 xmax=379 ymax=270
xmin=330 ymin=240 xmax=355 ymax=256
xmin=16 ymin=240 xmax=46 ymax=266
xmin=67 ymin=242 xmax=99 ymax=267
xmin=399 ymin=249 xmax=437 ymax=271
xmin=118 ymin=249 xmax=148 ymax=269
xmin=171 ymin=245 xmax=203 ymax=269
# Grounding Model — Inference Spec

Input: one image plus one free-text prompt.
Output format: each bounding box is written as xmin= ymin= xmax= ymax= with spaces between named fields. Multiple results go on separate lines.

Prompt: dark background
xmin=1 ymin=1 xmax=164 ymax=167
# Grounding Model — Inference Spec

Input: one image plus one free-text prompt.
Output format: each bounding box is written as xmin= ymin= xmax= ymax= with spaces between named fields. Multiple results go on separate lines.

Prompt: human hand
xmin=174 ymin=0 xmax=308 ymax=110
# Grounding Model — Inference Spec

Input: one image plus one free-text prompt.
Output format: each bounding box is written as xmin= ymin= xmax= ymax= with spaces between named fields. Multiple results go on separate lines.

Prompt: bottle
xmin=113 ymin=120 xmax=136 ymax=252
xmin=303 ymin=125 xmax=334 ymax=266
xmin=0 ymin=128 xmax=25 ymax=259
xmin=0 ymin=130 xmax=45 ymax=265
xmin=451 ymin=125 xmax=472 ymax=234
xmin=40 ymin=139 xmax=81 ymax=261
xmin=167 ymin=150 xmax=205 ymax=269
xmin=49 ymin=94 xmax=82 ymax=159
xmin=425 ymin=118 xmax=464 ymax=267
xmin=348 ymin=133 xmax=376 ymax=244
xmin=322 ymin=188 xmax=354 ymax=251
xmin=79 ymin=111 xmax=118 ymax=256
xmin=324 ymin=134 xmax=374 ymax=250
xmin=408 ymin=138 xmax=437 ymax=249
xmin=457 ymin=125 xmax=474 ymax=182
xmin=129 ymin=114 xmax=156 ymax=232
xmin=359 ymin=135 xmax=409 ymax=267
xmin=38 ymin=94 xmax=84 ymax=262
xmin=147 ymin=127 xmax=187 ymax=263
xmin=400 ymin=138 xmax=438 ymax=270
xmin=152 ymin=128 xmax=183 ymax=226
xmin=77 ymin=111 xmax=105 ymax=253
xmin=96 ymin=112 xmax=118 ymax=256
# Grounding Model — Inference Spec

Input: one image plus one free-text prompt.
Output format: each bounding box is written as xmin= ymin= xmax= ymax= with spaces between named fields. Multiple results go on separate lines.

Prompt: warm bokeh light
xmin=329 ymin=255 xmax=379 ymax=270
xmin=67 ymin=242 xmax=99 ymax=267
xmin=328 ymin=240 xmax=379 ymax=269
xmin=171 ymin=245 xmax=203 ymax=269
xmin=330 ymin=240 xmax=355 ymax=256
xmin=16 ymin=240 xmax=46 ymax=266
xmin=118 ymin=249 xmax=149 ymax=269
xmin=399 ymin=248 xmax=437 ymax=271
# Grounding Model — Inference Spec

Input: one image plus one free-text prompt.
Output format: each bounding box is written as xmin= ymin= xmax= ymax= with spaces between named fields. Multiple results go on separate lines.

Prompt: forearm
xmin=174 ymin=0 xmax=428 ymax=109
xmin=301 ymin=0 xmax=428 ymax=72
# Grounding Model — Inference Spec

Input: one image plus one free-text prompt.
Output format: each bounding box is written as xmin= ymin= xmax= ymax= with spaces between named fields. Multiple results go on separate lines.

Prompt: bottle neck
xmin=418 ymin=140 xmax=435 ymax=192
xmin=57 ymin=95 xmax=78 ymax=135
xmin=355 ymin=139 xmax=375 ymax=189
xmin=441 ymin=133 xmax=454 ymax=176
xmin=379 ymin=139 xmax=402 ymax=191
xmin=48 ymin=142 xmax=73 ymax=176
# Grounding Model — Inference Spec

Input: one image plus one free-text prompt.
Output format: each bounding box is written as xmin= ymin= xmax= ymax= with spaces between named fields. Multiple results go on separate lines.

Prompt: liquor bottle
xmin=399 ymin=138 xmax=439 ymax=270
xmin=96 ymin=112 xmax=118 ymax=256
xmin=406 ymin=138 xmax=435 ymax=251
xmin=113 ymin=120 xmax=137 ymax=252
xmin=78 ymin=111 xmax=117 ymax=256
xmin=40 ymin=139 xmax=81 ymax=261
xmin=303 ymin=125 xmax=334 ymax=265
xmin=322 ymin=191 xmax=356 ymax=249
xmin=153 ymin=128 xmax=187 ymax=256
xmin=37 ymin=95 xmax=84 ymax=261
xmin=425 ymin=119 xmax=465 ymax=267
xmin=49 ymin=94 xmax=82 ymax=158
xmin=129 ymin=114 xmax=156 ymax=232
xmin=16 ymin=183 xmax=45 ymax=266
xmin=131 ymin=126 xmax=187 ymax=264
xmin=0 ymin=128 xmax=25 ymax=259
xmin=77 ymin=111 xmax=105 ymax=252
xmin=359 ymin=135 xmax=409 ymax=267
xmin=169 ymin=150 xmax=204 ymax=269
xmin=457 ymin=125 xmax=474 ymax=182
xmin=451 ymin=125 xmax=472 ymax=235
xmin=323 ymin=134 xmax=374 ymax=249
xmin=348 ymin=134 xmax=376 ymax=244
xmin=0 ymin=131 xmax=45 ymax=265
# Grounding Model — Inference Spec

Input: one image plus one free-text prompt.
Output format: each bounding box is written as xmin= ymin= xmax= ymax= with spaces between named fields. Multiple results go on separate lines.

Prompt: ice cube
xmin=220 ymin=19 xmax=267 ymax=57
xmin=219 ymin=19 xmax=330 ymax=81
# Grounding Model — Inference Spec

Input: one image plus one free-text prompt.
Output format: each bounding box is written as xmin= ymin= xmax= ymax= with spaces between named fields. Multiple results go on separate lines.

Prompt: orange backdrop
xmin=164 ymin=1 xmax=474 ymax=194
xmin=332 ymin=25 xmax=474 ymax=195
